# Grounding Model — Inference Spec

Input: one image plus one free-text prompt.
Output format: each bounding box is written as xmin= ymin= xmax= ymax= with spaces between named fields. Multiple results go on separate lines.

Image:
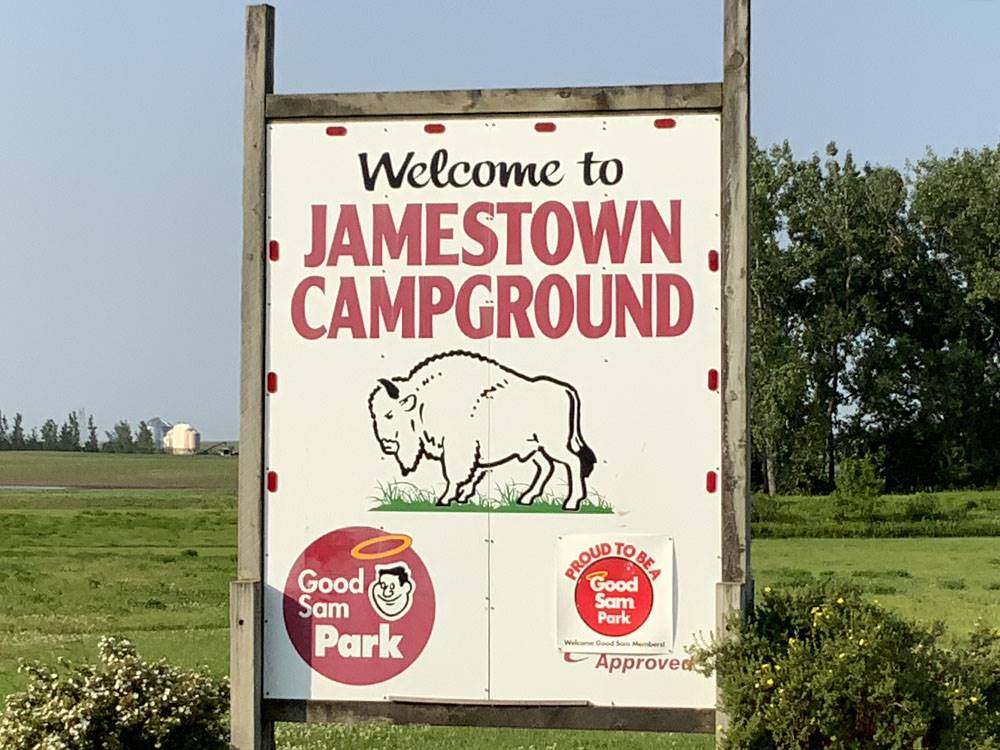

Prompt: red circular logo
xmin=574 ymin=556 xmax=653 ymax=637
xmin=283 ymin=526 xmax=435 ymax=685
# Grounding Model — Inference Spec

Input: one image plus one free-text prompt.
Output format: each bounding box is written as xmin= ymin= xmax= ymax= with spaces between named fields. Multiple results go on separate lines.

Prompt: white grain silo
xmin=163 ymin=423 xmax=201 ymax=455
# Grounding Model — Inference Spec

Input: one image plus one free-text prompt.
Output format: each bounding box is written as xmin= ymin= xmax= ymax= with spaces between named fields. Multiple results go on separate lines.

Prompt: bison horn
xmin=378 ymin=378 xmax=400 ymax=400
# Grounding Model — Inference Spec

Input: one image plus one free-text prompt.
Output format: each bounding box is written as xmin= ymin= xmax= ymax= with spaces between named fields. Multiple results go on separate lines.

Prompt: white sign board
xmin=263 ymin=112 xmax=721 ymax=709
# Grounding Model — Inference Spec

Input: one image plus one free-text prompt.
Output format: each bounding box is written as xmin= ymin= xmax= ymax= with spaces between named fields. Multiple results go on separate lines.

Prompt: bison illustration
xmin=368 ymin=350 xmax=597 ymax=511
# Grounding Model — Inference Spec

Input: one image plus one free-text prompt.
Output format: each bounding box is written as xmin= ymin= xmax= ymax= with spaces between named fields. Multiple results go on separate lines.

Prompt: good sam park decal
xmin=283 ymin=527 xmax=434 ymax=685
xmin=265 ymin=112 xmax=720 ymax=705
xmin=558 ymin=534 xmax=673 ymax=654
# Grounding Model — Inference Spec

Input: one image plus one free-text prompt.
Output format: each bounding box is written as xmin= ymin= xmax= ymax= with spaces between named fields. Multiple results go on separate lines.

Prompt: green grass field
xmin=754 ymin=537 xmax=1000 ymax=635
xmin=0 ymin=450 xmax=237 ymax=489
xmin=0 ymin=452 xmax=997 ymax=748
xmin=754 ymin=490 xmax=1000 ymax=537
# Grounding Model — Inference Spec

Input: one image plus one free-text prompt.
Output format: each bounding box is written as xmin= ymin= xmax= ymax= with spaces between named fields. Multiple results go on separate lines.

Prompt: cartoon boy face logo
xmin=368 ymin=562 xmax=415 ymax=621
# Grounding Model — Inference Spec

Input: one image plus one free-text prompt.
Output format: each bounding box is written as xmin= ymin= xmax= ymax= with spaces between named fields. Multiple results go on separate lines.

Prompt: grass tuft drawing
xmin=370 ymin=480 xmax=614 ymax=514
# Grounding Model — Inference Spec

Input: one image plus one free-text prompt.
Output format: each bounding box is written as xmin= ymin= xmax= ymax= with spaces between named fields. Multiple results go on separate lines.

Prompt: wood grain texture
xmin=720 ymin=0 xmax=751 ymax=590
xmin=718 ymin=0 xmax=752 ymax=740
xmin=231 ymin=580 xmax=271 ymax=749
xmin=239 ymin=4 xmax=272 ymax=582
xmin=265 ymin=83 xmax=722 ymax=119
xmin=234 ymin=5 xmax=273 ymax=750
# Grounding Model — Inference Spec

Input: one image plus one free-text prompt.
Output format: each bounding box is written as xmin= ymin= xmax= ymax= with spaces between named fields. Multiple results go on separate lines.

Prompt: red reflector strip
xmin=325 ymin=126 xmax=347 ymax=136
xmin=654 ymin=117 xmax=677 ymax=129
xmin=708 ymin=249 xmax=720 ymax=272
xmin=267 ymin=471 xmax=278 ymax=493
xmin=424 ymin=123 xmax=445 ymax=134
xmin=706 ymin=471 xmax=718 ymax=493
xmin=708 ymin=369 xmax=719 ymax=391
xmin=268 ymin=241 xmax=279 ymax=261
xmin=534 ymin=122 xmax=556 ymax=133
xmin=266 ymin=372 xmax=278 ymax=394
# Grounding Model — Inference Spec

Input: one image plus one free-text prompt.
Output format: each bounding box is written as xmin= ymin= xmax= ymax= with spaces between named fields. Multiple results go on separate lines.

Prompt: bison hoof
xmin=436 ymin=499 xmax=452 ymax=507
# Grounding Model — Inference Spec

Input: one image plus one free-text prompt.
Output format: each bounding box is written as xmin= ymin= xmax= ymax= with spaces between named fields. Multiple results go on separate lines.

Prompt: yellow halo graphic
xmin=350 ymin=533 xmax=413 ymax=560
xmin=585 ymin=570 xmax=608 ymax=581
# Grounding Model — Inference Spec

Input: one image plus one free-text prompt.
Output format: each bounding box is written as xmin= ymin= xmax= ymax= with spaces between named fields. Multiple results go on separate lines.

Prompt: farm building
xmin=201 ymin=441 xmax=238 ymax=456
xmin=163 ymin=423 xmax=201 ymax=455
xmin=147 ymin=417 xmax=172 ymax=449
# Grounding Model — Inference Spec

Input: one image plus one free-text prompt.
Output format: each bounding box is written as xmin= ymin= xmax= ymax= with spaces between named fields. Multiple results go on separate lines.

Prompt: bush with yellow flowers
xmin=692 ymin=582 xmax=1000 ymax=749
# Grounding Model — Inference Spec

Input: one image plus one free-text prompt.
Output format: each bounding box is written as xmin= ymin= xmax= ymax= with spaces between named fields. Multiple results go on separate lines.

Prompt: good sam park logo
xmin=283 ymin=526 xmax=435 ymax=685
xmin=557 ymin=534 xmax=673 ymax=654
xmin=575 ymin=554 xmax=654 ymax=636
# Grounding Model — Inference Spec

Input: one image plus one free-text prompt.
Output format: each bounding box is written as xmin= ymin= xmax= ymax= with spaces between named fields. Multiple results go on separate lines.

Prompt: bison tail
xmin=576 ymin=443 xmax=597 ymax=479
xmin=564 ymin=383 xmax=596 ymax=478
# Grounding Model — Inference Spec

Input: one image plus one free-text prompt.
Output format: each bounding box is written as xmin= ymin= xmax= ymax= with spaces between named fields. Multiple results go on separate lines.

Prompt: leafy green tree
xmin=135 ymin=421 xmax=155 ymax=454
xmin=745 ymin=139 xmax=1000 ymax=493
xmin=25 ymin=428 xmax=41 ymax=451
xmin=103 ymin=421 xmax=134 ymax=453
xmin=58 ymin=412 xmax=81 ymax=451
xmin=40 ymin=419 xmax=59 ymax=451
xmin=897 ymin=144 xmax=1000 ymax=488
xmin=11 ymin=414 xmax=25 ymax=450
xmin=0 ymin=412 xmax=9 ymax=450
xmin=748 ymin=142 xmax=821 ymax=494
xmin=772 ymin=144 xmax=912 ymax=490
xmin=827 ymin=143 xmax=1000 ymax=490
xmin=912 ymin=145 xmax=1000 ymax=316
xmin=85 ymin=415 xmax=99 ymax=453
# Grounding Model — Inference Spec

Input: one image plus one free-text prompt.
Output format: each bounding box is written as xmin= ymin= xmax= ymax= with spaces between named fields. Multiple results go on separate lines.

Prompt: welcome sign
xmin=262 ymin=112 xmax=722 ymax=709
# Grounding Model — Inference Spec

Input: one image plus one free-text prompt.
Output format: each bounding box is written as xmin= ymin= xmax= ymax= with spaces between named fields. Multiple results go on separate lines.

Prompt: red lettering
xmin=576 ymin=274 xmax=613 ymax=339
xmin=425 ymin=204 xmax=458 ymax=265
xmin=530 ymin=201 xmax=574 ymax=265
xmin=418 ymin=276 xmax=455 ymax=338
xmin=640 ymin=200 xmax=681 ymax=263
xmin=615 ymin=275 xmax=653 ymax=337
xmin=370 ymin=277 xmax=415 ymax=338
xmin=290 ymin=276 xmax=326 ymax=339
xmin=656 ymin=273 xmax=694 ymax=336
xmin=327 ymin=278 xmax=366 ymax=338
xmin=372 ymin=204 xmax=422 ymax=265
xmin=456 ymin=275 xmax=494 ymax=339
xmin=326 ymin=205 xmax=369 ymax=266
xmin=462 ymin=202 xmax=498 ymax=265
xmin=534 ymin=274 xmax=574 ymax=338
xmin=496 ymin=276 xmax=534 ymax=338
xmin=495 ymin=202 xmax=531 ymax=264
xmin=574 ymin=200 xmax=637 ymax=264
xmin=305 ymin=205 xmax=327 ymax=267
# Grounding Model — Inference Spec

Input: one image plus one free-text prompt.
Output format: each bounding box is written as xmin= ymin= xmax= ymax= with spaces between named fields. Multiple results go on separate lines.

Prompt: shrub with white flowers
xmin=0 ymin=636 xmax=228 ymax=750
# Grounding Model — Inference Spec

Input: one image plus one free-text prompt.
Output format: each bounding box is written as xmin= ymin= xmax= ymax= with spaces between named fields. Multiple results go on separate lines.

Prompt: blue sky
xmin=1 ymin=1 xmax=997 ymax=439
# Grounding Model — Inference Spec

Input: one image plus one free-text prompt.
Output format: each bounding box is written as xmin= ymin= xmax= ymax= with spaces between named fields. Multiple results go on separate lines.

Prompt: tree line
xmin=751 ymin=139 xmax=1000 ymax=494
xmin=0 ymin=411 xmax=157 ymax=453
